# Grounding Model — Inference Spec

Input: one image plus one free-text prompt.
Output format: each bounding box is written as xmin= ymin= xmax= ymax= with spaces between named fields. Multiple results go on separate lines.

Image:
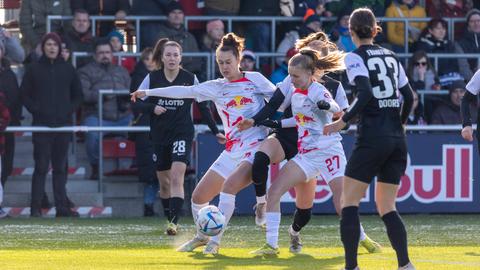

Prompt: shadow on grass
xmin=465 ymin=252 xmax=480 ymax=257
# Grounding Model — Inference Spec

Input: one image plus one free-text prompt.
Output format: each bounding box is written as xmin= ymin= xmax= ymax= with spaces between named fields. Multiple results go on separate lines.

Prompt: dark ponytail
xmin=349 ymin=8 xmax=382 ymax=39
xmin=152 ymin=38 xmax=182 ymax=68
xmin=216 ymin=32 xmax=245 ymax=59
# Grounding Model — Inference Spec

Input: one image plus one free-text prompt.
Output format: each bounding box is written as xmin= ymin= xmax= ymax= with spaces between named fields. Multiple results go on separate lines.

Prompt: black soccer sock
xmin=252 ymin=151 xmax=270 ymax=197
xmin=382 ymin=211 xmax=410 ymax=267
xmin=292 ymin=207 xmax=312 ymax=232
xmin=161 ymin=198 xmax=170 ymax=219
xmin=340 ymin=206 xmax=360 ymax=270
xmin=169 ymin=197 xmax=184 ymax=224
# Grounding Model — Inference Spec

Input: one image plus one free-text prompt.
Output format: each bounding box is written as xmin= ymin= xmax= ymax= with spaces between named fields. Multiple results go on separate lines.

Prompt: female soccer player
xmin=461 ymin=68 xmax=480 ymax=155
xmin=135 ymin=38 xmax=220 ymax=235
xmin=323 ymin=8 xmax=415 ymax=270
xmin=131 ymin=33 xmax=276 ymax=253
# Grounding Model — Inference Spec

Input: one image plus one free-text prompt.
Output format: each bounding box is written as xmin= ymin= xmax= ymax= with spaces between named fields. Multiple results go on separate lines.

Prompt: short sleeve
xmin=277 ymin=75 xmax=294 ymax=111
xmin=345 ymin=52 xmax=369 ymax=85
xmin=334 ymin=83 xmax=349 ymax=110
xmin=245 ymin=71 xmax=276 ymax=98
xmin=138 ymin=74 xmax=150 ymax=90
xmin=397 ymin=62 xmax=409 ymax=89
xmin=466 ymin=69 xmax=480 ymax=95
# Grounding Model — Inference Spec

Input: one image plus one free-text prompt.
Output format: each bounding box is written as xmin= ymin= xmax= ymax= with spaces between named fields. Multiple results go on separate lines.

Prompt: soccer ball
xmin=196 ymin=205 xmax=225 ymax=237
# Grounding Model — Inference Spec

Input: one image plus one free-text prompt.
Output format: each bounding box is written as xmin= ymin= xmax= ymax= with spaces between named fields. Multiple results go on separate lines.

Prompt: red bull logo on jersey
xmin=225 ymin=96 xmax=254 ymax=109
xmin=295 ymin=113 xmax=315 ymax=126
xmin=273 ymin=144 xmax=473 ymax=204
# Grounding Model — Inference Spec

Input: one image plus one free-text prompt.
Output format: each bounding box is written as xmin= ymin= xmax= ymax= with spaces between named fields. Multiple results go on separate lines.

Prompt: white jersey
xmin=281 ymin=81 xmax=341 ymax=153
xmin=145 ymin=71 xmax=275 ymax=155
xmin=466 ymin=69 xmax=480 ymax=95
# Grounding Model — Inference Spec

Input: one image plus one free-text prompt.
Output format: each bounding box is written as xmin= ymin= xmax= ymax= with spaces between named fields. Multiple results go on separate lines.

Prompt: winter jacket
xmin=0 ymin=28 xmax=25 ymax=63
xmin=431 ymin=101 xmax=478 ymax=125
xmin=385 ymin=2 xmax=427 ymax=47
xmin=205 ymin=0 xmax=240 ymax=15
xmin=0 ymin=59 xmax=21 ymax=125
xmin=62 ymin=29 xmax=95 ymax=68
xmin=270 ymin=63 xmax=289 ymax=85
xmin=77 ymin=61 xmax=131 ymax=121
xmin=155 ymin=22 xmax=201 ymax=75
xmin=21 ymin=56 xmax=83 ymax=127
xmin=0 ymin=93 xmax=10 ymax=155
xmin=19 ymin=0 xmax=71 ymax=50
xmin=330 ymin=25 xmax=356 ymax=52
xmin=414 ymin=35 xmax=460 ymax=77
xmin=456 ymin=31 xmax=480 ymax=79
xmin=239 ymin=0 xmax=279 ymax=16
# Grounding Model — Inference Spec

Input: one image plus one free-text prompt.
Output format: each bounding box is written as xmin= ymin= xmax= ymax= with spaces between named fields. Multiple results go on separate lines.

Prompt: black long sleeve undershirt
xmin=398 ymin=83 xmax=414 ymax=125
xmin=342 ymin=76 xmax=373 ymax=123
xmin=252 ymin=88 xmax=286 ymax=124
xmin=197 ymin=101 xmax=219 ymax=134
xmin=461 ymin=91 xmax=477 ymax=127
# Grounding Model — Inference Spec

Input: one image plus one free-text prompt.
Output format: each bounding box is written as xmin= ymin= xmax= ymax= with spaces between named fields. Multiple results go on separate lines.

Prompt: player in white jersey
xmin=461 ymin=68 xmax=480 ymax=154
xmin=248 ymin=48 xmax=346 ymax=255
xmin=131 ymin=33 xmax=276 ymax=253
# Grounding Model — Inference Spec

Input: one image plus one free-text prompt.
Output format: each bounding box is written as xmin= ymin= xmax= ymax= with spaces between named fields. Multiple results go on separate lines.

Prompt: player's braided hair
xmin=152 ymin=38 xmax=182 ymax=69
xmin=289 ymin=48 xmax=345 ymax=74
xmin=216 ymin=33 xmax=245 ymax=59
xmin=349 ymin=7 xmax=382 ymax=39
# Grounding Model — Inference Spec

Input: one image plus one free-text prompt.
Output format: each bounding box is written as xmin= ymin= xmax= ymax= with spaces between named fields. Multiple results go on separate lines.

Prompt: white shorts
xmin=210 ymin=141 xmax=261 ymax=179
xmin=291 ymin=142 xmax=346 ymax=182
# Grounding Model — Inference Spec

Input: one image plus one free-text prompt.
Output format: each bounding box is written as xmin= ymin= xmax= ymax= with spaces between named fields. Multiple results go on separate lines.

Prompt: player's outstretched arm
xmin=461 ymin=90 xmax=476 ymax=142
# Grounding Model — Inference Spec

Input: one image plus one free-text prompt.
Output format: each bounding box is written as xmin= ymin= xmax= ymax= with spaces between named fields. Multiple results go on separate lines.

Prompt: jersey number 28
xmin=367 ymin=56 xmax=399 ymax=99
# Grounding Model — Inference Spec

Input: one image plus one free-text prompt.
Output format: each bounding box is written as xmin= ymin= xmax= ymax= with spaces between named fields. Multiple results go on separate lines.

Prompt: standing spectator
xmin=21 ymin=33 xmax=83 ymax=217
xmin=456 ymin=9 xmax=480 ymax=81
xmin=406 ymin=50 xmax=439 ymax=91
xmin=431 ymin=81 xmax=477 ymax=124
xmin=154 ymin=2 xmax=201 ymax=77
xmin=239 ymin=0 xmax=279 ymax=53
xmin=270 ymin=47 xmax=297 ymax=84
xmin=19 ymin=0 xmax=71 ymax=53
xmin=413 ymin=19 xmax=463 ymax=87
xmin=0 ymin=27 xmax=26 ymax=64
xmin=77 ymin=39 xmax=132 ymax=180
xmin=70 ymin=0 xmax=130 ymax=36
xmin=130 ymin=47 xmax=159 ymax=217
xmin=425 ymin=0 xmax=471 ymax=38
xmin=330 ymin=11 xmax=356 ymax=52
xmin=385 ymin=0 xmax=427 ymax=52
xmin=240 ymin=50 xmax=257 ymax=72
xmin=0 ymin=38 xmax=21 ymax=188
xmin=204 ymin=0 xmax=240 ymax=15
xmin=130 ymin=0 xmax=168 ymax=50
xmin=407 ymin=90 xmax=426 ymax=125
xmin=108 ymin=30 xmax=136 ymax=74
xmin=0 ymin=93 xmax=10 ymax=218
xmin=62 ymin=9 xmax=95 ymax=68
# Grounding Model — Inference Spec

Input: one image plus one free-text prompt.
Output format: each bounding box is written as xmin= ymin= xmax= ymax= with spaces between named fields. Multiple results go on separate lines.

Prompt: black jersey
xmin=345 ymin=44 xmax=409 ymax=139
xmin=142 ymin=68 xmax=196 ymax=144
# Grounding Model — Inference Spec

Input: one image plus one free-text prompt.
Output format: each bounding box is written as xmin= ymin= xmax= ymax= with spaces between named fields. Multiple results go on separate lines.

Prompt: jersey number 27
xmin=367 ymin=57 xmax=399 ymax=99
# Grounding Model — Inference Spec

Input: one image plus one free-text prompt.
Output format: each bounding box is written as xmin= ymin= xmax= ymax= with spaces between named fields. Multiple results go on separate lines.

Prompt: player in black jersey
xmin=323 ymin=8 xmax=415 ymax=270
xmin=137 ymin=38 xmax=222 ymax=235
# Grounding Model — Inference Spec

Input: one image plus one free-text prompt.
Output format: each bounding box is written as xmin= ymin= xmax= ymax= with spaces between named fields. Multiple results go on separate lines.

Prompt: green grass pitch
xmin=1 ymin=215 xmax=479 ymax=269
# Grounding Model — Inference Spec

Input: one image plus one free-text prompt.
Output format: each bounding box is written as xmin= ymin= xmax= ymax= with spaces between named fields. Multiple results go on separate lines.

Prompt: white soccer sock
xmin=191 ymin=201 xmax=209 ymax=238
xmin=266 ymin=212 xmax=281 ymax=249
xmin=256 ymin=195 xmax=266 ymax=204
xmin=359 ymin=222 xmax=367 ymax=241
xmin=211 ymin=192 xmax=236 ymax=244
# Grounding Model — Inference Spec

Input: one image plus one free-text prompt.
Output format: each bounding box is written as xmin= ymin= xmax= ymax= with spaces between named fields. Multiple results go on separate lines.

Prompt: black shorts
xmin=154 ymin=138 xmax=192 ymax=171
xmin=345 ymin=137 xmax=407 ymax=185
xmin=271 ymin=128 xmax=298 ymax=160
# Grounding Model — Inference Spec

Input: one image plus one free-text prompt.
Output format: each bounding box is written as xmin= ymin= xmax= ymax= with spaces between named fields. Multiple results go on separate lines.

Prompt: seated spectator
xmin=200 ymin=20 xmax=224 ymax=53
xmin=456 ymin=9 xmax=480 ymax=81
xmin=385 ymin=0 xmax=427 ymax=52
xmin=62 ymin=9 xmax=95 ymax=68
xmin=271 ymin=47 xmax=297 ymax=85
xmin=431 ymin=80 xmax=477 ymax=124
xmin=426 ymin=0 xmax=472 ymax=38
xmin=240 ymin=50 xmax=257 ymax=72
xmin=19 ymin=0 xmax=71 ymax=53
xmin=330 ymin=11 xmax=356 ymax=52
xmin=0 ymin=92 xmax=10 ymax=218
xmin=108 ymin=30 xmax=136 ymax=74
xmin=131 ymin=48 xmax=155 ymax=90
xmin=0 ymin=27 xmax=25 ymax=64
xmin=240 ymin=0 xmax=279 ymax=53
xmin=130 ymin=0 xmax=166 ymax=50
xmin=407 ymin=90 xmax=426 ymax=125
xmin=204 ymin=0 xmax=240 ymax=16
xmin=71 ymin=0 xmax=130 ymax=36
xmin=77 ymin=39 xmax=132 ymax=180
xmin=154 ymin=2 xmax=201 ymax=77
xmin=21 ymin=33 xmax=83 ymax=217
xmin=61 ymin=42 xmax=71 ymax=62
xmin=406 ymin=50 xmax=439 ymax=91
xmin=413 ymin=19 xmax=463 ymax=87
xmin=0 ymin=38 xmax=21 ymax=187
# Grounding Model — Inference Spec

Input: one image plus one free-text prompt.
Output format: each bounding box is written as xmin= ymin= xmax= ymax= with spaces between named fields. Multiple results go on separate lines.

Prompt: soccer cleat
xmin=359 ymin=235 xmax=382 ymax=253
xmin=250 ymin=243 xmax=279 ymax=255
xmin=166 ymin=222 xmax=178 ymax=236
xmin=176 ymin=235 xmax=209 ymax=252
xmin=254 ymin=202 xmax=266 ymax=227
xmin=398 ymin=262 xmax=416 ymax=270
xmin=340 ymin=267 xmax=360 ymax=270
xmin=288 ymin=226 xmax=303 ymax=253
xmin=203 ymin=241 xmax=219 ymax=255
xmin=0 ymin=207 xmax=8 ymax=219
